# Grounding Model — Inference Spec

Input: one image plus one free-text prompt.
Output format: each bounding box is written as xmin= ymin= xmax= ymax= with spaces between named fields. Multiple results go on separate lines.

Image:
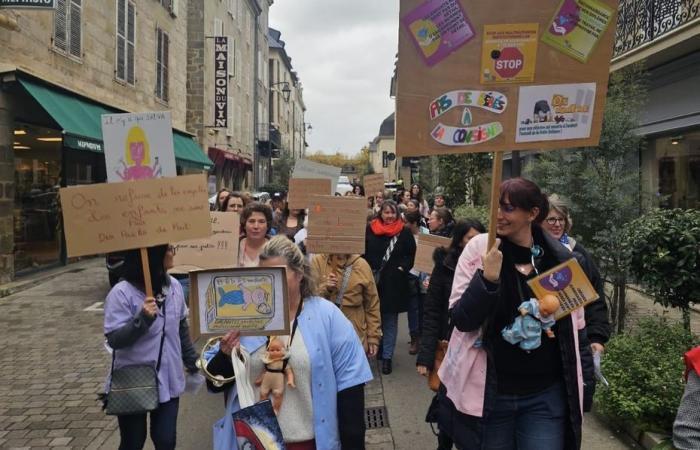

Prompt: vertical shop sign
xmin=214 ymin=36 xmax=229 ymax=128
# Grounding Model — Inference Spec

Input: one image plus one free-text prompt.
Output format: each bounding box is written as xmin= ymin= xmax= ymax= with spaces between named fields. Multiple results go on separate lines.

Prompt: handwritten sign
xmin=293 ymin=159 xmax=342 ymax=194
xmin=171 ymin=212 xmax=239 ymax=273
xmin=190 ymin=266 xmax=290 ymax=340
xmin=287 ymin=178 xmax=332 ymax=210
xmin=306 ymin=195 xmax=367 ymax=255
xmin=60 ymin=174 xmax=211 ymax=257
xmin=414 ymin=234 xmax=451 ymax=273
xmin=527 ymin=257 xmax=599 ymax=320
xmin=363 ymin=174 xmax=385 ymax=197
xmin=102 ymin=112 xmax=177 ymax=183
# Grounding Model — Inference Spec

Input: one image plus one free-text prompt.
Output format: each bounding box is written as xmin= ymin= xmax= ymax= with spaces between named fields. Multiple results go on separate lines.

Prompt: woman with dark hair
xmin=353 ymin=184 xmax=365 ymax=197
xmin=221 ymin=191 xmax=245 ymax=213
xmin=427 ymin=207 xmax=454 ymax=237
xmin=103 ymin=245 xmax=198 ymax=450
xmin=438 ymin=178 xmax=586 ymax=450
xmin=411 ymin=184 xmax=430 ymax=219
xmin=364 ymin=200 xmax=416 ymax=374
xmin=213 ymin=188 xmax=230 ymax=212
xmin=238 ymin=202 xmax=273 ymax=267
xmin=541 ymin=194 xmax=610 ymax=412
xmin=274 ymin=206 xmax=306 ymax=241
xmin=416 ymin=219 xmax=484 ymax=450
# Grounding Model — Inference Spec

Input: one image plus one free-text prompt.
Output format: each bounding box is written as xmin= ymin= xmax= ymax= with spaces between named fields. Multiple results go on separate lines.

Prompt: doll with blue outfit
xmin=501 ymin=294 xmax=560 ymax=351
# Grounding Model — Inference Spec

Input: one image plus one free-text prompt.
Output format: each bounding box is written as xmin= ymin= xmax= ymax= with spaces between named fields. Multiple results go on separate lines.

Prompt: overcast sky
xmin=269 ymin=1 xmax=399 ymax=156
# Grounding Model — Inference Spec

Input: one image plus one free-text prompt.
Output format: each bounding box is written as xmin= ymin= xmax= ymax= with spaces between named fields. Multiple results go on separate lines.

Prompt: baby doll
xmin=501 ymin=294 xmax=560 ymax=351
xmin=255 ymin=337 xmax=295 ymax=414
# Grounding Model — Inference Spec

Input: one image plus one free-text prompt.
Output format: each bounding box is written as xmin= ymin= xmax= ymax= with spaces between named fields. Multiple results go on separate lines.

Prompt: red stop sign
xmin=494 ymin=47 xmax=524 ymax=79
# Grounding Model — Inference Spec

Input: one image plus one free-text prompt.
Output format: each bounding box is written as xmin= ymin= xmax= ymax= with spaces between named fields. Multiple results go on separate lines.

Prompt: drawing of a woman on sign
xmin=115 ymin=126 xmax=163 ymax=181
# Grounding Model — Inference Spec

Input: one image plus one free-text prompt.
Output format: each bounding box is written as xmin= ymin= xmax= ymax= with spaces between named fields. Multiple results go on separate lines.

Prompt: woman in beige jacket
xmin=311 ymin=254 xmax=382 ymax=357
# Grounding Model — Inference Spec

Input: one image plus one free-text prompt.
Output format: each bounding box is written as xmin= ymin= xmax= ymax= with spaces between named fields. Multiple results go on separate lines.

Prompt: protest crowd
xmin=101 ymin=177 xmax=700 ymax=450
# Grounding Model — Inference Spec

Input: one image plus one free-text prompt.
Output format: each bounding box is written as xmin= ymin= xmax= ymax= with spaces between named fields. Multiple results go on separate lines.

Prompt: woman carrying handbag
xmin=103 ymin=245 xmax=198 ymax=450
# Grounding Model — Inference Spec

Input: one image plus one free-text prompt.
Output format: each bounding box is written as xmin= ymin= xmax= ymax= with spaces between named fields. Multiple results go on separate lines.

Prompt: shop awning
xmin=18 ymin=78 xmax=211 ymax=169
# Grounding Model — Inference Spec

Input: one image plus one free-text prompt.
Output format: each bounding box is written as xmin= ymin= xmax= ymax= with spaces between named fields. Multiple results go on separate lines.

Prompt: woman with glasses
xmin=438 ymin=178 xmax=587 ymax=450
xmin=541 ymin=195 xmax=610 ymax=412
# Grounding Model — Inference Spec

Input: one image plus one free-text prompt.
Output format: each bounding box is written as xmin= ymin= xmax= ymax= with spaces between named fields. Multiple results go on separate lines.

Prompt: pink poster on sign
xmin=401 ymin=0 xmax=476 ymax=67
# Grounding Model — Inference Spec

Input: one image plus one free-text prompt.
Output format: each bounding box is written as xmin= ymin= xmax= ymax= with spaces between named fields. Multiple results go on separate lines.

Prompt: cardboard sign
xmin=527 ymin=258 xmax=599 ymax=320
xmin=287 ymin=178 xmax=332 ymax=209
xmin=414 ymin=234 xmax=451 ymax=273
xmin=190 ymin=266 xmax=290 ymax=340
xmin=306 ymin=195 xmax=367 ymax=255
xmin=60 ymin=174 xmax=211 ymax=257
xmin=171 ymin=212 xmax=239 ymax=273
xmin=396 ymin=0 xmax=618 ymax=156
xmin=293 ymin=159 xmax=342 ymax=194
xmin=102 ymin=111 xmax=177 ymax=183
xmin=363 ymin=174 xmax=385 ymax=198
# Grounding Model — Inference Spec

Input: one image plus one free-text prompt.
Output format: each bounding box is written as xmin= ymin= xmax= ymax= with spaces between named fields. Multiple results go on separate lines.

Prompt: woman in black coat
xmin=365 ymin=200 xmax=416 ymax=374
xmin=416 ymin=219 xmax=485 ymax=450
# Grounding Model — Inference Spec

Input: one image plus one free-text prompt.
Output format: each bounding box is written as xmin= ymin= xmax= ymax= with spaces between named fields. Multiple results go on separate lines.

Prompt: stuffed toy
xmin=254 ymin=337 xmax=296 ymax=414
xmin=501 ymin=294 xmax=560 ymax=351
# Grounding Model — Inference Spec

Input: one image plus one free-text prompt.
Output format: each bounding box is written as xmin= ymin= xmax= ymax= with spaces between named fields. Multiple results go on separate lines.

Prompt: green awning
xmin=18 ymin=78 xmax=211 ymax=169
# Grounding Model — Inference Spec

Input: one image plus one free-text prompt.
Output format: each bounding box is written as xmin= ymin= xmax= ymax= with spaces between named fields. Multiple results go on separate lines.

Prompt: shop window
xmin=155 ymin=27 xmax=169 ymax=103
xmin=53 ymin=0 xmax=82 ymax=60
xmin=650 ymin=131 xmax=700 ymax=209
xmin=116 ymin=0 xmax=136 ymax=85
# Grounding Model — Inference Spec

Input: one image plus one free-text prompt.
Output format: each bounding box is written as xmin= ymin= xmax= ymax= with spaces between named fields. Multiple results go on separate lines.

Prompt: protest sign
xmin=60 ymin=174 xmax=211 ymax=257
xmin=414 ymin=234 xmax=452 ymax=273
xmin=363 ymin=174 xmax=385 ymax=197
xmin=190 ymin=266 xmax=290 ymax=340
xmin=527 ymin=258 xmax=600 ymax=320
xmin=171 ymin=212 xmax=239 ymax=273
xmin=287 ymin=178 xmax=332 ymax=209
xmin=293 ymin=159 xmax=342 ymax=194
xmin=396 ymin=0 xmax=618 ymax=157
xmin=306 ymin=195 xmax=366 ymax=255
xmin=102 ymin=111 xmax=177 ymax=183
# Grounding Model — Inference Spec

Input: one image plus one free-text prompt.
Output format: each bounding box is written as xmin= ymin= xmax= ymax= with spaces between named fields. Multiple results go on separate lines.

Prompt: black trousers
xmin=117 ymin=397 xmax=179 ymax=450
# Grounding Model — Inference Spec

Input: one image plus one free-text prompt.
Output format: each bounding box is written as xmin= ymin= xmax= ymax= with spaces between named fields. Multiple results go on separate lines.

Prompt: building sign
xmin=214 ymin=36 xmax=229 ymax=129
xmin=0 ymin=0 xmax=55 ymax=8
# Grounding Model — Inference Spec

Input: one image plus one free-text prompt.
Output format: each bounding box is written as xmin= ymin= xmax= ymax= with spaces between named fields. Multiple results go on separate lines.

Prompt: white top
xmin=238 ymin=238 xmax=263 ymax=267
xmin=248 ymin=329 xmax=315 ymax=443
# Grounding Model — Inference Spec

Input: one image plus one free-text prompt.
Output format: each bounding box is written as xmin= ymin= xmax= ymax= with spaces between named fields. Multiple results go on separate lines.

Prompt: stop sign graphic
xmin=494 ymin=47 xmax=524 ymax=79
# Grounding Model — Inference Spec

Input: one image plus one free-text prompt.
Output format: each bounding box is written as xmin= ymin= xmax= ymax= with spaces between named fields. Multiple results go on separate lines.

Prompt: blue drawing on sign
xmin=218 ymin=287 xmax=245 ymax=307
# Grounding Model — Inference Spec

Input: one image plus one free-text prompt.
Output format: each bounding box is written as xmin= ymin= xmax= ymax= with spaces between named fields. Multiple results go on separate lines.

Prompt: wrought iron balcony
xmin=614 ymin=0 xmax=700 ymax=58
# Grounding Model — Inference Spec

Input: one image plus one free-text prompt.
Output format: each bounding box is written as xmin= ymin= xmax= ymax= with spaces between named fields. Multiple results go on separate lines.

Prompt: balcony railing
xmin=614 ymin=0 xmax=700 ymax=58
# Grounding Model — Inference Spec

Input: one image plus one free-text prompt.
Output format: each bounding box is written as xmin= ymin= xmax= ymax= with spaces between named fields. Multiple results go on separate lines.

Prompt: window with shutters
xmin=115 ymin=0 xmax=136 ymax=85
xmin=53 ymin=0 xmax=82 ymax=60
xmin=213 ymin=18 xmax=223 ymax=37
xmin=155 ymin=28 xmax=169 ymax=103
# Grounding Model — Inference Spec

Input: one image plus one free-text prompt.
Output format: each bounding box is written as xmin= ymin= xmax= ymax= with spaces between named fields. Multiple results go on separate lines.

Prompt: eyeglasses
xmin=499 ymin=202 xmax=516 ymax=213
xmin=545 ymin=217 xmax=566 ymax=225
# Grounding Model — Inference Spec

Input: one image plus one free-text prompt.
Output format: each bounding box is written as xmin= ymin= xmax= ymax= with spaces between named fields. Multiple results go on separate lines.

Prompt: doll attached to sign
xmin=254 ymin=336 xmax=296 ymax=414
xmin=501 ymin=294 xmax=560 ymax=351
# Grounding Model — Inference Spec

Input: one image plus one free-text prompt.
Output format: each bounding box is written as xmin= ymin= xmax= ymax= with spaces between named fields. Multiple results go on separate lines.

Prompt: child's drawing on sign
xmin=205 ymin=274 xmax=275 ymax=332
xmin=115 ymin=126 xmax=163 ymax=181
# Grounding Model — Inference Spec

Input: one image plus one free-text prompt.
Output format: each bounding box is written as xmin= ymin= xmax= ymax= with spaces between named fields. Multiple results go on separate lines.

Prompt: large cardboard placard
xmin=363 ymin=174 xmax=385 ymax=197
xmin=414 ymin=234 xmax=452 ymax=273
xmin=293 ymin=159 xmax=342 ymax=194
xmin=102 ymin=112 xmax=177 ymax=182
xmin=190 ymin=266 xmax=290 ymax=340
xmin=527 ymin=258 xmax=599 ymax=320
xmin=287 ymin=178 xmax=332 ymax=209
xmin=171 ymin=212 xmax=239 ymax=273
xmin=306 ymin=195 xmax=367 ymax=255
xmin=396 ymin=0 xmax=618 ymax=156
xmin=60 ymin=174 xmax=211 ymax=257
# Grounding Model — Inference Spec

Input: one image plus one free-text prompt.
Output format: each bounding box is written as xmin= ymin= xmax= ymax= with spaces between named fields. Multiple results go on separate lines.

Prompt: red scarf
xmin=685 ymin=346 xmax=700 ymax=380
xmin=370 ymin=217 xmax=404 ymax=237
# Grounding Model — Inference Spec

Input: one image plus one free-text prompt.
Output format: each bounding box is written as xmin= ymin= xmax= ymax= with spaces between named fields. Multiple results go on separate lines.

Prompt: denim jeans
xmin=381 ymin=312 xmax=399 ymax=360
xmin=407 ymin=292 xmax=424 ymax=338
xmin=482 ymin=383 xmax=567 ymax=450
xmin=117 ymin=397 xmax=179 ymax=450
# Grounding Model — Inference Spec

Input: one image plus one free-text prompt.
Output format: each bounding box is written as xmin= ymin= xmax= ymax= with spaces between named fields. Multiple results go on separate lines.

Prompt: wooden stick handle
xmin=140 ymin=248 xmax=154 ymax=298
xmin=487 ymin=152 xmax=504 ymax=250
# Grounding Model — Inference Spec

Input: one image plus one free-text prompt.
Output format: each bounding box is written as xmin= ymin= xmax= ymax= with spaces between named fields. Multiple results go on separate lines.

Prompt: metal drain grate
xmin=365 ymin=406 xmax=388 ymax=429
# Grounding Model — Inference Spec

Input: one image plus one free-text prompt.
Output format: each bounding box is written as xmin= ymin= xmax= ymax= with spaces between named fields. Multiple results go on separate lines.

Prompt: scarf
xmin=559 ymin=233 xmax=570 ymax=245
xmin=370 ymin=217 xmax=404 ymax=237
xmin=685 ymin=346 xmax=700 ymax=380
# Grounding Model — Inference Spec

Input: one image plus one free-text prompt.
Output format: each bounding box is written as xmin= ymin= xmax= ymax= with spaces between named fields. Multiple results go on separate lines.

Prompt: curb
xmin=592 ymin=408 xmax=671 ymax=450
xmin=0 ymin=257 xmax=102 ymax=298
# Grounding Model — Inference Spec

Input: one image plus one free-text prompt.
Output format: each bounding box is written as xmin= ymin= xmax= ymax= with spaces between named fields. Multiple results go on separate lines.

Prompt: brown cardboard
xmin=60 ymin=174 xmax=211 ymax=257
xmin=306 ymin=195 xmax=367 ymax=254
xmin=363 ymin=173 xmax=385 ymax=197
xmin=396 ymin=0 xmax=618 ymax=156
xmin=287 ymin=178 xmax=332 ymax=209
xmin=414 ymin=234 xmax=452 ymax=273
xmin=170 ymin=212 xmax=239 ymax=273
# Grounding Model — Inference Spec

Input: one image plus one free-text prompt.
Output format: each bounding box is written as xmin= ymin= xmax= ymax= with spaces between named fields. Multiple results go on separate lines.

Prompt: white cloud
xmin=269 ymin=0 xmax=399 ymax=156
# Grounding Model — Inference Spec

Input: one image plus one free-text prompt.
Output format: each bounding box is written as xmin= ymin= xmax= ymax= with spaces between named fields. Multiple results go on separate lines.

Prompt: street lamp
xmin=271 ymin=81 xmax=291 ymax=102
